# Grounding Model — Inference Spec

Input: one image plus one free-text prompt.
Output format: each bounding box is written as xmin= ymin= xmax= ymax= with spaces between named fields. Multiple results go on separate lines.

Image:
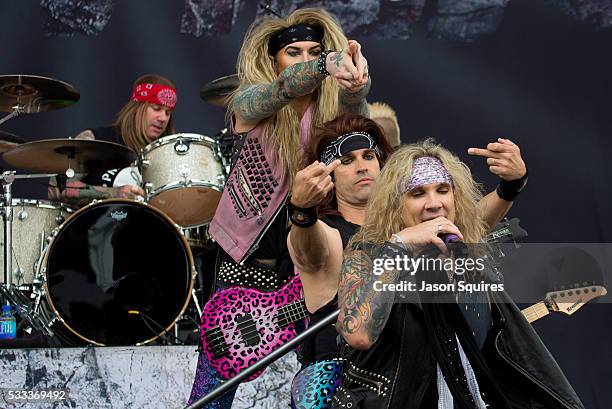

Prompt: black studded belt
xmin=344 ymin=361 xmax=390 ymax=398
xmin=217 ymin=260 xmax=282 ymax=290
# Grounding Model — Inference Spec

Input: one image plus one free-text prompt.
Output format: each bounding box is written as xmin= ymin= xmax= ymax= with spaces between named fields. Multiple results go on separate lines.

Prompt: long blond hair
xmin=114 ymin=74 xmax=176 ymax=152
xmin=349 ymin=139 xmax=487 ymax=249
xmin=228 ymin=8 xmax=347 ymax=178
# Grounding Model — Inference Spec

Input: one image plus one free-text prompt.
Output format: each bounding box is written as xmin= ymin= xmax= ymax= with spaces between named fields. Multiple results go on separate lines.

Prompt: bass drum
xmin=39 ymin=199 xmax=195 ymax=346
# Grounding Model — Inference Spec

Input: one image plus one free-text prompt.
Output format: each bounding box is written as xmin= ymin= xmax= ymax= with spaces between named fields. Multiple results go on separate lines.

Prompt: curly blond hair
xmin=349 ymin=139 xmax=487 ymax=248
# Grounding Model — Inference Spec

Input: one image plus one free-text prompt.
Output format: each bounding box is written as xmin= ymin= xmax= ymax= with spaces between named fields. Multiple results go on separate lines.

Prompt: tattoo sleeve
xmin=337 ymin=243 xmax=406 ymax=346
xmin=233 ymin=59 xmax=326 ymax=122
xmin=48 ymin=177 xmax=112 ymax=208
xmin=338 ymin=77 xmax=371 ymax=117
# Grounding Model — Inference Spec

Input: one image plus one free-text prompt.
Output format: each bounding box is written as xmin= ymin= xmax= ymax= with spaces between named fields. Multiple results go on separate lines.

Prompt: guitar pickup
xmin=204 ymin=329 xmax=230 ymax=358
xmin=236 ymin=314 xmax=260 ymax=347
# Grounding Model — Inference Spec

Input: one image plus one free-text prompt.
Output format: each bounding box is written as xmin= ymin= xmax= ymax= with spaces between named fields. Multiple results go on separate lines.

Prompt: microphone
xmin=440 ymin=233 xmax=461 ymax=244
xmin=439 ymin=233 xmax=469 ymax=257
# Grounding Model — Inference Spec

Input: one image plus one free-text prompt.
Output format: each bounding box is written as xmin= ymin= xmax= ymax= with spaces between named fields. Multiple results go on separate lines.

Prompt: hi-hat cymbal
xmin=0 ymin=75 xmax=80 ymax=113
xmin=3 ymin=138 xmax=136 ymax=174
xmin=200 ymin=74 xmax=239 ymax=107
xmin=0 ymin=130 xmax=25 ymax=153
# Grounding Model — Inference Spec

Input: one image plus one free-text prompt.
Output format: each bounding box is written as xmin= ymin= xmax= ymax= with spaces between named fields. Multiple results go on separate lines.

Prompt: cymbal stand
xmin=0 ymin=171 xmax=55 ymax=336
xmin=2 ymin=171 xmax=16 ymax=289
xmin=0 ymin=88 xmax=26 ymax=126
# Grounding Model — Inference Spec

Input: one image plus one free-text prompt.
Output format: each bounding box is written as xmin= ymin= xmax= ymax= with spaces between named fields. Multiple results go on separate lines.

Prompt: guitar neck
xmin=277 ymin=299 xmax=308 ymax=327
xmin=521 ymin=301 xmax=551 ymax=323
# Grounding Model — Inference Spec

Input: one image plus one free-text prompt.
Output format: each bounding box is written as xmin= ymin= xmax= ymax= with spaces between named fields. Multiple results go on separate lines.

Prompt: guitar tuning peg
xmin=513 ymin=242 xmax=521 ymax=249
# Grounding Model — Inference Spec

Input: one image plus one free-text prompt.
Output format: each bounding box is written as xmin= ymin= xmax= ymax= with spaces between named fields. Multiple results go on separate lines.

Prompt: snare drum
xmin=0 ymin=199 xmax=70 ymax=287
xmin=140 ymin=133 xmax=225 ymax=227
xmin=39 ymin=199 xmax=195 ymax=346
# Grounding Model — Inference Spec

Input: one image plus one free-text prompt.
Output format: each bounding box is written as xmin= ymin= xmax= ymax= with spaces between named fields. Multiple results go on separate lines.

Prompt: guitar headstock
xmin=486 ymin=217 xmax=528 ymax=258
xmin=545 ymin=285 xmax=607 ymax=316
xmin=486 ymin=217 xmax=528 ymax=245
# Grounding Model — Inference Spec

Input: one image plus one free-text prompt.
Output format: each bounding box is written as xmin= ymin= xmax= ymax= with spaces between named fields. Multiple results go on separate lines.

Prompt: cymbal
xmin=0 ymin=130 xmax=25 ymax=153
xmin=3 ymin=138 xmax=136 ymax=174
xmin=200 ymin=74 xmax=239 ymax=107
xmin=0 ymin=75 xmax=80 ymax=113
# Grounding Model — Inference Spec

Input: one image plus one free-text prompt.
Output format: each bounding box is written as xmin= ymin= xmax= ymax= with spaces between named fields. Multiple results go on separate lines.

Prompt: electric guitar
xmin=521 ymin=285 xmax=607 ymax=323
xmin=200 ymin=274 xmax=307 ymax=381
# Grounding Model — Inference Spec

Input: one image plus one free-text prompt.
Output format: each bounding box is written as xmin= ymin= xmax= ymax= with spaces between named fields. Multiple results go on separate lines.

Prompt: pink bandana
xmin=404 ymin=156 xmax=453 ymax=192
xmin=131 ymin=83 xmax=177 ymax=109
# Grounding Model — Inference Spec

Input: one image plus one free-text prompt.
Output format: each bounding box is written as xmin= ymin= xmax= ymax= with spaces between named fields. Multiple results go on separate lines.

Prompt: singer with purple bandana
xmin=288 ymin=114 xmax=528 ymax=409
xmin=333 ymin=140 xmax=584 ymax=408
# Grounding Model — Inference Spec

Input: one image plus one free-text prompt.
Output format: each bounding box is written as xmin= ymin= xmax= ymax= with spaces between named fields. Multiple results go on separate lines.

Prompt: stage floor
xmin=0 ymin=346 xmax=299 ymax=408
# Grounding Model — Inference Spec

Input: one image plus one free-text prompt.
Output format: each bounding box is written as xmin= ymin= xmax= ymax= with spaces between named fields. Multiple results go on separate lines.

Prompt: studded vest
xmin=209 ymin=106 xmax=314 ymax=263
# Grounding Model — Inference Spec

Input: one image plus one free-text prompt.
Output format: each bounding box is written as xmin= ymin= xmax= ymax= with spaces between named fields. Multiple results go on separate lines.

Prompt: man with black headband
xmin=287 ymin=114 xmax=392 ymax=409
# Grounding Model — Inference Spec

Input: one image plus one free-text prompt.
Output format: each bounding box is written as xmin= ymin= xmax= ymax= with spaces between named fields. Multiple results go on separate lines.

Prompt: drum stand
xmin=1 ymin=170 xmax=57 ymax=337
xmin=0 ymin=101 xmax=26 ymax=127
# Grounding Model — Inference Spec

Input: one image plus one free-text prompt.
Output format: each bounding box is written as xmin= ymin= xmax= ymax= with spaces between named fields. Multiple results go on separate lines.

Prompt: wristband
xmin=496 ymin=170 xmax=528 ymax=201
xmin=287 ymin=200 xmax=317 ymax=227
xmin=317 ymin=50 xmax=333 ymax=77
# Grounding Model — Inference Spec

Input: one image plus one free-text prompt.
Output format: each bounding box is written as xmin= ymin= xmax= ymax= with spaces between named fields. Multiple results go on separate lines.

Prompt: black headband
xmin=268 ymin=24 xmax=324 ymax=56
xmin=320 ymin=132 xmax=381 ymax=165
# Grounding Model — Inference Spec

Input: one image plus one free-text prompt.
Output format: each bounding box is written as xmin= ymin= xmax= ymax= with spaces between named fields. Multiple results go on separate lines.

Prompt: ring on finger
xmin=437 ymin=224 xmax=442 ymax=233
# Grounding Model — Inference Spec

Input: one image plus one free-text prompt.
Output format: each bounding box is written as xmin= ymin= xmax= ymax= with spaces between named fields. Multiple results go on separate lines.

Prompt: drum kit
xmin=0 ymin=74 xmax=239 ymax=346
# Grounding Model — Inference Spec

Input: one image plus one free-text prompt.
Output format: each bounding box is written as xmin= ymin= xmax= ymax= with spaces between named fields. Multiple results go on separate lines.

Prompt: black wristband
xmin=317 ymin=50 xmax=333 ymax=76
xmin=496 ymin=170 xmax=528 ymax=201
xmin=287 ymin=200 xmax=318 ymax=227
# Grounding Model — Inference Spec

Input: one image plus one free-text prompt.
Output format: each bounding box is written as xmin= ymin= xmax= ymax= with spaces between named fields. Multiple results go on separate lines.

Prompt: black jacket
xmin=331 ymin=254 xmax=584 ymax=409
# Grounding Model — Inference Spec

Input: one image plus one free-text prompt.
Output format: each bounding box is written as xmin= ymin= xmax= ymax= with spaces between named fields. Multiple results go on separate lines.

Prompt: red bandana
xmin=131 ymin=83 xmax=177 ymax=109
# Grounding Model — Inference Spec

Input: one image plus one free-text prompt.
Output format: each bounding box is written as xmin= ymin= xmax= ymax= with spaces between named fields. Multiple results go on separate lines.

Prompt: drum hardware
xmin=0 ymin=171 xmax=60 ymax=337
xmin=0 ymin=75 xmax=80 ymax=126
xmin=2 ymin=171 xmax=16 ymax=288
xmin=213 ymin=127 xmax=234 ymax=176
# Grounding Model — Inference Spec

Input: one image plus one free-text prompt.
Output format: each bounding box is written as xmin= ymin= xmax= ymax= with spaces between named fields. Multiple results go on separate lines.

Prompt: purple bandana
xmin=404 ymin=156 xmax=453 ymax=192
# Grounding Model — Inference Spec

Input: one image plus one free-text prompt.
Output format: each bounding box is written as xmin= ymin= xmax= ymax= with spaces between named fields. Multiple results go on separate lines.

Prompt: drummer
xmin=48 ymin=74 xmax=177 ymax=207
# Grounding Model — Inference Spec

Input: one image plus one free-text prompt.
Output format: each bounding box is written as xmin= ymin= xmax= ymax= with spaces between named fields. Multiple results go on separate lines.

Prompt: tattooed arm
xmin=48 ymin=177 xmax=143 ymax=209
xmin=232 ymin=59 xmax=327 ymax=126
xmin=233 ymin=44 xmax=369 ymax=127
xmin=338 ymin=76 xmax=371 ymax=116
xmin=47 ymin=129 xmax=143 ymax=208
xmin=336 ymin=245 xmax=402 ymax=350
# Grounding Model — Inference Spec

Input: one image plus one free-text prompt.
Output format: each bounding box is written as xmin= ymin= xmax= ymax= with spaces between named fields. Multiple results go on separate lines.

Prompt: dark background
xmin=1 ymin=1 xmax=610 ymax=407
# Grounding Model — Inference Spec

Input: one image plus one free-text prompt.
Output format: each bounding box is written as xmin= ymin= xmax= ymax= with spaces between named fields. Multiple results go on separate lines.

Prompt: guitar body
xmin=200 ymin=275 xmax=304 ymax=381
xmin=291 ymin=359 xmax=344 ymax=409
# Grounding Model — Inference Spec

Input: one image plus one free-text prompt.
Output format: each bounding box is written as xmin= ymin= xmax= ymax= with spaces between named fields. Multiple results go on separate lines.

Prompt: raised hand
xmin=291 ymin=160 xmax=340 ymax=208
xmin=468 ymin=138 xmax=527 ymax=181
xmin=326 ymin=40 xmax=369 ymax=90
